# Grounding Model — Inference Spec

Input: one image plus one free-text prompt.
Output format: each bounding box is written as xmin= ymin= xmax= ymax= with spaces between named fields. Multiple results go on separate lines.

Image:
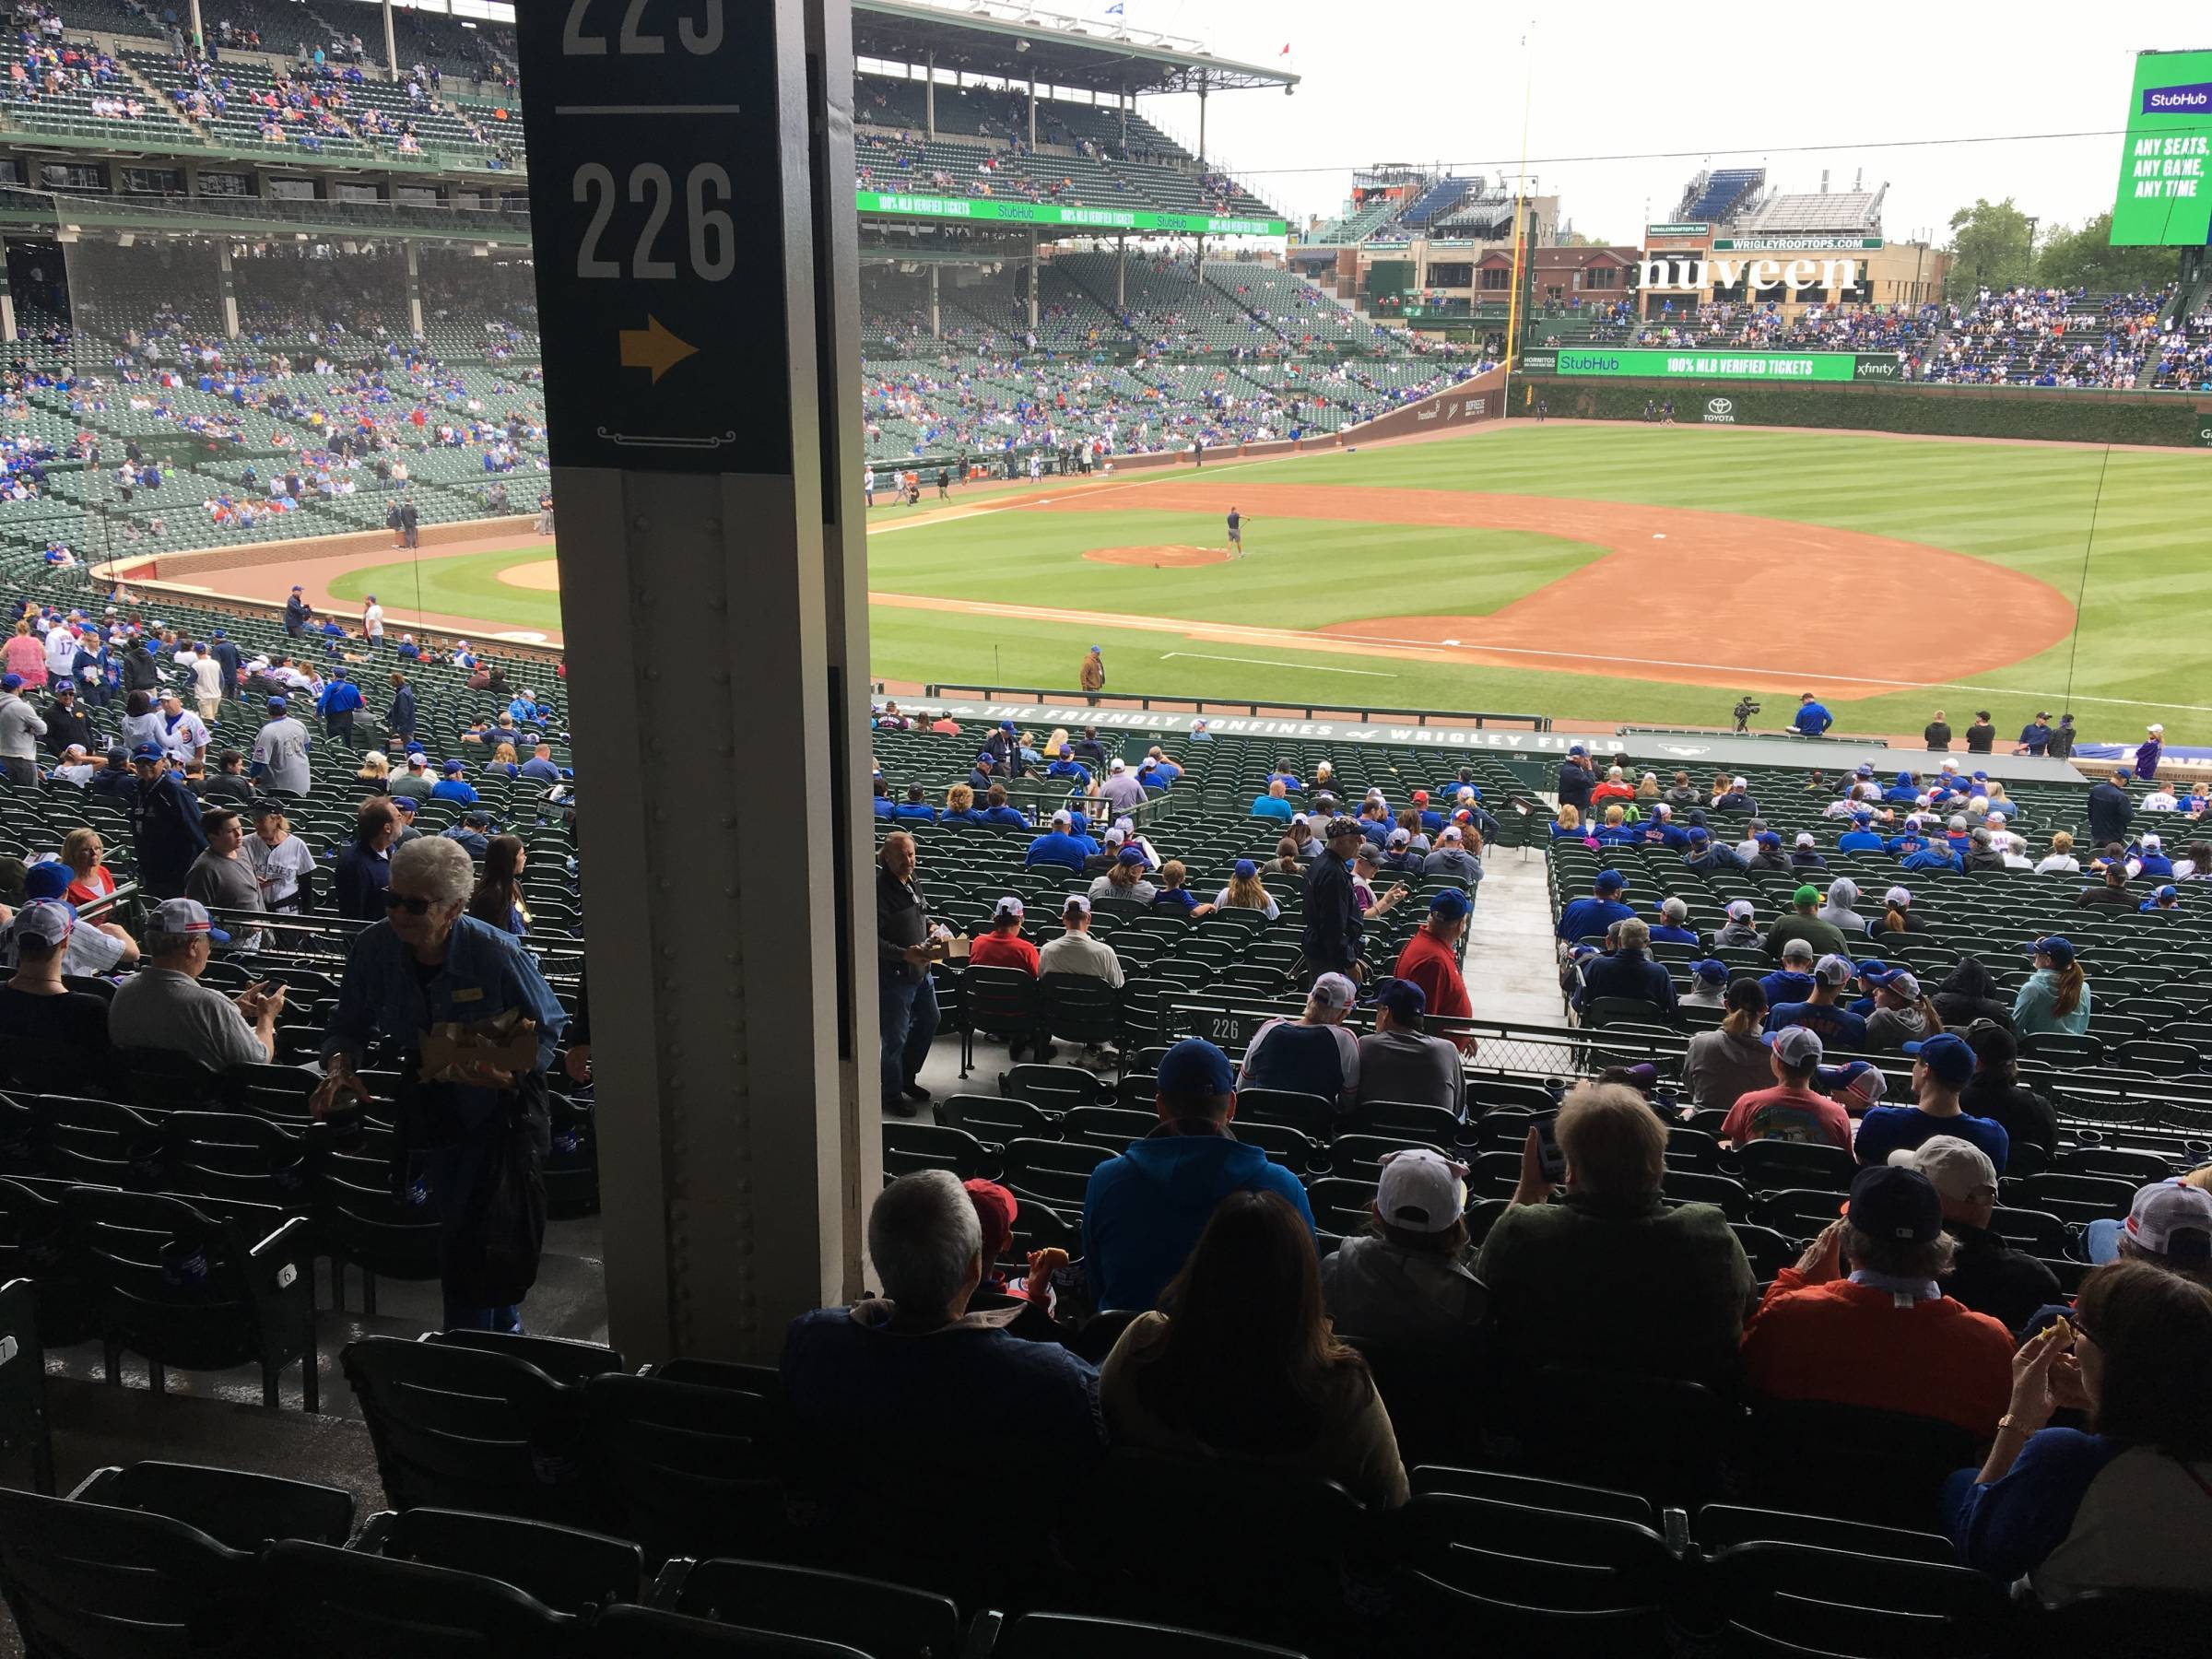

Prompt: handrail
xmin=922 ymin=685 xmax=1551 ymax=731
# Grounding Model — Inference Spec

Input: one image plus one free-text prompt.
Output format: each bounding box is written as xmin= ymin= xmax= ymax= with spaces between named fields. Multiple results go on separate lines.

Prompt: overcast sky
xmin=1101 ymin=0 xmax=2167 ymax=244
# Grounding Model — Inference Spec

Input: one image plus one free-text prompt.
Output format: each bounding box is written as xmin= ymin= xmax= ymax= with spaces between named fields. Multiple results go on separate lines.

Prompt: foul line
xmin=1162 ymin=652 xmax=1394 ymax=677
xmin=870 ymin=591 xmax=2212 ymax=715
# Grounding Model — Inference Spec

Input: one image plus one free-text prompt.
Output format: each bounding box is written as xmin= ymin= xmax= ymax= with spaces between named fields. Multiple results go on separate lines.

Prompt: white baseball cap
xmin=8 ymin=900 xmax=73 ymax=947
xmin=1732 ymin=776 xmax=1748 ymax=789
xmin=1892 ymin=1135 xmax=1997 ymax=1204
xmin=1051 ymin=809 xmax=1073 ymax=828
xmin=2148 ymin=724 xmax=2165 ymax=735
xmin=1725 ymin=899 xmax=1754 ymax=920
xmin=993 ymin=895 xmax=1024 ymax=922
xmin=1310 ymin=972 xmax=1358 ymax=1011
xmin=1376 ymin=1148 xmax=1469 ymax=1233
xmin=1764 ymin=1026 xmax=1824 ymax=1065
xmin=1794 ymin=831 xmax=1815 ymax=849
xmin=1109 ymin=758 xmax=1126 ymax=771
xmin=1063 ymin=893 xmax=1091 ymax=916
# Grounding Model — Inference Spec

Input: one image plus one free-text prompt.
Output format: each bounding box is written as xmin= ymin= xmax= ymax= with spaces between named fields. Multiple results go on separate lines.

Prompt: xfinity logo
xmin=1854 ymin=359 xmax=1901 ymax=380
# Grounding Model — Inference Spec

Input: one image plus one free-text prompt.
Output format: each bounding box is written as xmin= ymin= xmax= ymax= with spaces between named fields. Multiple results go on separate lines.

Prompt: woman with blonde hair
xmin=355 ymin=749 xmax=391 ymax=789
xmin=2037 ymin=831 xmax=2079 ymax=876
xmin=1550 ymin=802 xmax=1586 ymax=841
xmin=1635 ymin=771 xmax=1662 ymax=801
xmin=60 ymin=827 xmax=115 ymax=906
xmin=1152 ymin=858 xmax=1216 ymax=917
xmin=1593 ymin=803 xmax=1637 ymax=845
xmin=940 ymin=782 xmax=983 ymax=826
xmin=1216 ymin=857 xmax=1281 ymax=919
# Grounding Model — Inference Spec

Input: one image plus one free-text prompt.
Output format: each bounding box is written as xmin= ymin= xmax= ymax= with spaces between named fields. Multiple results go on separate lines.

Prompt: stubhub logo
xmin=2144 ymin=81 xmax=2212 ymax=113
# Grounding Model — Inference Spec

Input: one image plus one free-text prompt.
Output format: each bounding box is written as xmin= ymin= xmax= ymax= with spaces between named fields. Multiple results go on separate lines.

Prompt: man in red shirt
xmin=1741 ymin=1165 xmax=2013 ymax=1438
xmin=1394 ymin=888 xmax=1474 ymax=1038
xmin=1721 ymin=1026 xmax=1854 ymax=1151
xmin=968 ymin=896 xmax=1040 ymax=977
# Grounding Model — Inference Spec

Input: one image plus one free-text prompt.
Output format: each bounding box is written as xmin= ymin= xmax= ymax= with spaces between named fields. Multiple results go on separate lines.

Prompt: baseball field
xmin=318 ymin=422 xmax=2212 ymax=743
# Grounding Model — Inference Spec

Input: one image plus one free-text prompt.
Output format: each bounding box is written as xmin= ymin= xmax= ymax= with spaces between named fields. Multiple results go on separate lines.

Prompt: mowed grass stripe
xmin=866 ymin=423 xmax=2212 ymax=738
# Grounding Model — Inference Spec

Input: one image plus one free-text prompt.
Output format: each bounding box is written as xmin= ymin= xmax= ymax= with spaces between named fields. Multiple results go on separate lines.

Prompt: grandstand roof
xmin=853 ymin=0 xmax=1298 ymax=95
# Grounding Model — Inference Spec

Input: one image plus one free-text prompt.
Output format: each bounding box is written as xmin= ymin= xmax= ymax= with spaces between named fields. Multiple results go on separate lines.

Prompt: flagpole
xmin=1502 ymin=26 xmax=1535 ymax=380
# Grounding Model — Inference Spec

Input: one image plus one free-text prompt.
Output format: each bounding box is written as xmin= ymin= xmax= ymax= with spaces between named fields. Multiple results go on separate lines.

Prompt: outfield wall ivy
xmin=1508 ymin=373 xmax=2212 ymax=448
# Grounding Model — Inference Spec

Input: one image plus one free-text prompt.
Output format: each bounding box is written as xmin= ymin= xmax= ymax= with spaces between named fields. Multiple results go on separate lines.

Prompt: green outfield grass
xmin=321 ymin=424 xmax=2212 ymax=744
xmin=328 ymin=547 xmax=562 ymax=635
xmin=865 ymin=425 xmax=2212 ymax=743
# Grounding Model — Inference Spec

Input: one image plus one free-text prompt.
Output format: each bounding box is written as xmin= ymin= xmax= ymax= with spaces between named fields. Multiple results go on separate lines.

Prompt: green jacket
xmin=1477 ymin=1194 xmax=1755 ymax=1388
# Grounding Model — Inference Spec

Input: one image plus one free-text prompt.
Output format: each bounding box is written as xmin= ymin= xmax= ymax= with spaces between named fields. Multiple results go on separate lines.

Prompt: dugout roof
xmin=854 ymin=1 xmax=1298 ymax=96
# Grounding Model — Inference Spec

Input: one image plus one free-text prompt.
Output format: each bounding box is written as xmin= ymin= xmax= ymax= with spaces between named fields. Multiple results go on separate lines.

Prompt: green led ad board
xmin=1545 ymin=349 xmax=1900 ymax=382
xmin=2110 ymin=50 xmax=2212 ymax=246
xmin=856 ymin=191 xmax=1286 ymax=237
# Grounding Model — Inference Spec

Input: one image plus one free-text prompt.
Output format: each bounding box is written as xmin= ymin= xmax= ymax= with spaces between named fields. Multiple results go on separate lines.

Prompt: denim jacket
xmin=322 ymin=913 xmax=567 ymax=1116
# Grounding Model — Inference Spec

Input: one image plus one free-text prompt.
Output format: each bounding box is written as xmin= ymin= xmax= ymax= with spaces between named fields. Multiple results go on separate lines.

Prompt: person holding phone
xmin=108 ymin=898 xmax=285 ymax=1069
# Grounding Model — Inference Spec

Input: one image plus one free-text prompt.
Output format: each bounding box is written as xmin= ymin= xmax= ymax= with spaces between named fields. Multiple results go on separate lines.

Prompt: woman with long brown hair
xmin=2014 ymin=935 xmax=2090 ymax=1036
xmin=1100 ymin=1189 xmax=1408 ymax=1508
xmin=466 ymin=833 xmax=532 ymax=937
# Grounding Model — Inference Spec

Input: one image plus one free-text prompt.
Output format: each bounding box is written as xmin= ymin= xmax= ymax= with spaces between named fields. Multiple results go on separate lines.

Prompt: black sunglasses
xmin=382 ymin=892 xmax=434 ymax=915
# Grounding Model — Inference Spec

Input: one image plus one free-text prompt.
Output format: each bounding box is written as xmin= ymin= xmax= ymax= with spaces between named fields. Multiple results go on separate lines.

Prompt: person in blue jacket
xmin=1883 ymin=771 xmax=1921 ymax=805
xmin=1838 ymin=813 xmax=1887 ymax=853
xmin=1793 ymin=693 xmax=1834 ymax=737
xmin=1081 ymin=1039 xmax=1315 ymax=1313
xmin=1557 ymin=868 xmax=1635 ymax=943
xmin=316 ymin=669 xmax=365 ymax=747
xmin=871 ymin=778 xmax=895 ymax=818
xmin=1023 ymin=808 xmax=1091 ymax=873
xmin=430 ymin=759 xmax=480 ymax=805
xmin=1044 ymin=746 xmax=1091 ymax=788
xmin=890 ymin=785 xmax=937 ymax=824
xmin=979 ymin=786 xmax=1030 ymax=829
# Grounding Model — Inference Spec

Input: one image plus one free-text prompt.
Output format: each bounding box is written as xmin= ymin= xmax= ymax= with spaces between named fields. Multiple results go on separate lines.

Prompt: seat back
xmin=665 ymin=1558 xmax=962 ymax=1659
xmin=582 ymin=1372 xmax=793 ymax=1565
xmin=1233 ymin=1087 xmax=1338 ymax=1135
xmin=339 ymin=1335 xmax=590 ymax=1524
xmin=0 ymin=1276 xmax=53 ymax=1493
xmin=261 ymin=1538 xmax=574 ymax=1656
xmin=362 ymin=1507 xmax=643 ymax=1614
xmin=422 ymin=1328 xmax=629 ymax=1385
xmin=1735 ymin=1137 xmax=1856 ymax=1193
xmin=994 ymin=1612 xmax=1306 ymax=1658
xmin=72 ymin=1460 xmax=353 ymax=1550
xmin=1036 ymin=973 xmax=1123 ymax=1045
xmin=60 ymin=1187 xmax=290 ymax=1376
xmin=1705 ymin=1539 xmax=2012 ymax=1658
xmin=960 ymin=966 xmax=1036 ymax=1036
xmin=0 ymin=1176 xmax=100 ymax=1347
xmin=582 ymin=1604 xmax=875 ymax=1656
xmin=0 ymin=1485 xmax=265 ymax=1659
xmin=1737 ymin=1398 xmax=1983 ymax=1529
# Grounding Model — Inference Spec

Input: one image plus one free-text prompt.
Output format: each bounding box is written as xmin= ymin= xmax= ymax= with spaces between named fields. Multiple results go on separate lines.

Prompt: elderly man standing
xmin=1301 ymin=816 xmax=1367 ymax=986
xmin=108 ymin=899 xmax=283 ymax=1069
xmin=314 ymin=837 xmax=567 ymax=1334
xmin=877 ymin=830 xmax=947 ymax=1118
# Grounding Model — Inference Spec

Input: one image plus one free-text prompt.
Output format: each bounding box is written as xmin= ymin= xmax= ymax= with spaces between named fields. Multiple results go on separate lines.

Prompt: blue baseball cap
xmin=1569 ymin=744 xmax=1587 ymax=757
xmin=22 ymin=862 xmax=71 ymax=901
xmin=1902 ymin=1031 xmax=1976 ymax=1086
xmin=1429 ymin=888 xmax=1471 ymax=921
xmin=1116 ymin=846 xmax=1144 ymax=865
xmin=2155 ymin=884 xmax=2178 ymax=901
xmin=0 ymin=674 xmax=19 ymax=692
xmin=2029 ymin=935 xmax=2076 ymax=967
xmin=1594 ymin=869 xmax=1627 ymax=892
xmin=1853 ymin=811 xmax=1872 ymax=825
xmin=266 ymin=695 xmax=287 ymax=711
xmin=1156 ymin=1038 xmax=1235 ymax=1100
xmin=131 ymin=742 xmax=164 ymax=762
xmin=390 ymin=794 xmax=418 ymax=815
xmin=1000 ymin=720 xmax=1016 ymax=732
xmin=1233 ymin=858 xmax=1257 ymax=879
xmin=1374 ymin=978 xmax=1427 ymax=1022
xmin=1689 ymin=959 xmax=1729 ymax=984
xmin=442 ymin=759 xmax=465 ymax=774
xmin=1686 ymin=827 xmax=1709 ymax=844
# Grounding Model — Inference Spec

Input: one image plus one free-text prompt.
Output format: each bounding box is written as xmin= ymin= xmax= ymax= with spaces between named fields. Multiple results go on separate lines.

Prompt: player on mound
xmin=1227 ymin=505 xmax=1245 ymax=558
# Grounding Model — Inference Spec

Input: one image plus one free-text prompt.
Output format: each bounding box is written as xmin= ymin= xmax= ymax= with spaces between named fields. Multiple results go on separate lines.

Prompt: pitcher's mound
xmin=1084 ymin=544 xmax=1231 ymax=569
xmin=497 ymin=560 xmax=562 ymax=592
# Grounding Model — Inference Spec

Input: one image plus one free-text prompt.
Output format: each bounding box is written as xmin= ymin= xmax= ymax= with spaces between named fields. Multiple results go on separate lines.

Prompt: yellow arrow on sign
xmin=618 ymin=315 xmax=699 ymax=383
